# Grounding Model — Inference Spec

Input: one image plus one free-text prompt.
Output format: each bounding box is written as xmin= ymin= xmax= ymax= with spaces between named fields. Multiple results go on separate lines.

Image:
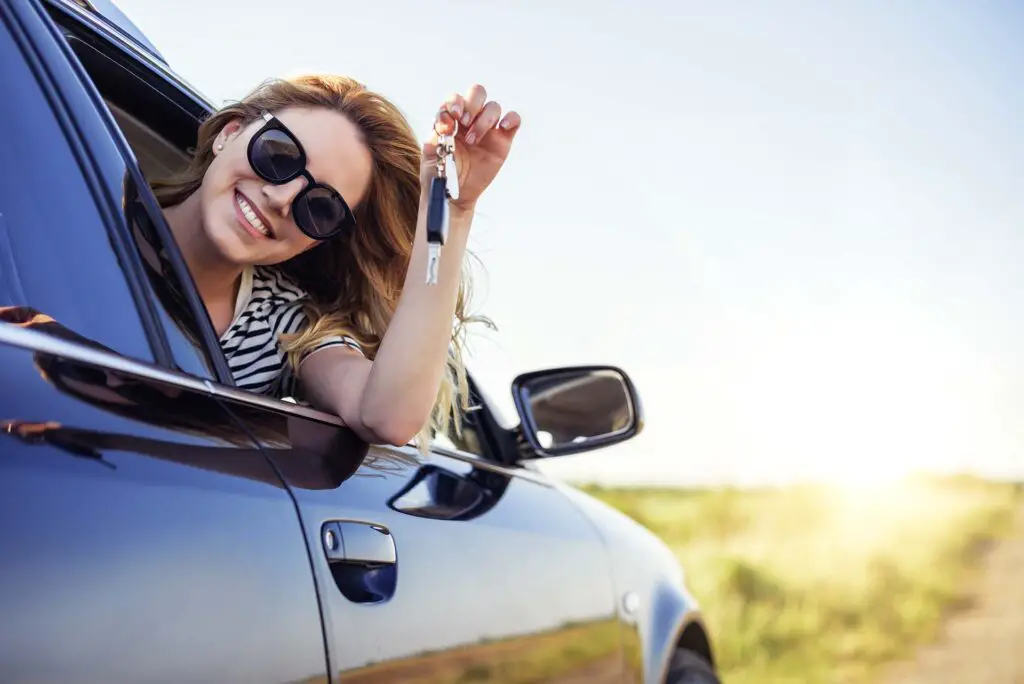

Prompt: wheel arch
xmin=673 ymin=617 xmax=715 ymax=668
xmin=645 ymin=580 xmax=718 ymax=683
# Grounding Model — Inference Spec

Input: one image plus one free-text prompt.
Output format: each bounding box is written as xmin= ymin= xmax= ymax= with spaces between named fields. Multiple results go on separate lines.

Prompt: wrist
xmin=417 ymin=182 xmax=475 ymax=236
xmin=449 ymin=201 xmax=476 ymax=225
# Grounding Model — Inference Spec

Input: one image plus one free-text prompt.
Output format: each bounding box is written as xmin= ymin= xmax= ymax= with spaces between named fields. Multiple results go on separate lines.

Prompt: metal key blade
xmin=426 ymin=242 xmax=441 ymax=285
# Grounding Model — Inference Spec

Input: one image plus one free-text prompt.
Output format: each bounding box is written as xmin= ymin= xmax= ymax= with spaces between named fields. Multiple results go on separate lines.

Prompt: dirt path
xmin=879 ymin=505 xmax=1024 ymax=684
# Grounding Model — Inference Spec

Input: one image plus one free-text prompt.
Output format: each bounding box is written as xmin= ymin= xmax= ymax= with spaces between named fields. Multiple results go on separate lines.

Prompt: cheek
xmin=206 ymin=150 xmax=253 ymax=194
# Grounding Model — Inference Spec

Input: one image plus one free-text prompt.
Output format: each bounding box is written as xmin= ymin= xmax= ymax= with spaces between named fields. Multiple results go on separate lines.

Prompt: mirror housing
xmin=511 ymin=365 xmax=643 ymax=458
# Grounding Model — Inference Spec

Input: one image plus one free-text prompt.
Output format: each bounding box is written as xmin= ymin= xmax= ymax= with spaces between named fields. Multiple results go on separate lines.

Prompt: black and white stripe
xmin=220 ymin=266 xmax=362 ymax=399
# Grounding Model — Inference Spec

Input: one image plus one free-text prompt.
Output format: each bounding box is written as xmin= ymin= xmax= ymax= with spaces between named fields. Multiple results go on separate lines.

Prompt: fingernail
xmin=465 ymin=131 xmax=476 ymax=145
xmin=452 ymin=103 xmax=462 ymax=117
xmin=461 ymin=113 xmax=472 ymax=126
xmin=500 ymin=119 xmax=512 ymax=130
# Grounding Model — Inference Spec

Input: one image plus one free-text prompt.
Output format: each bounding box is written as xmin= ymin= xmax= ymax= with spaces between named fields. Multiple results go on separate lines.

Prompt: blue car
xmin=0 ymin=1 xmax=718 ymax=682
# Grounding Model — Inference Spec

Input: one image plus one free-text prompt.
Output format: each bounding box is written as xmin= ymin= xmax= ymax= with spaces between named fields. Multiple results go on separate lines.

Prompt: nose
xmin=261 ymin=177 xmax=307 ymax=218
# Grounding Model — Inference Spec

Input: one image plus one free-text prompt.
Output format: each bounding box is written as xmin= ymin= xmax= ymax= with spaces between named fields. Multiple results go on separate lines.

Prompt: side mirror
xmin=511 ymin=365 xmax=642 ymax=458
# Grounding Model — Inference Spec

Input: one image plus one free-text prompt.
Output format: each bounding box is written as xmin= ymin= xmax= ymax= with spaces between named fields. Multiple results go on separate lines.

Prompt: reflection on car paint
xmin=337 ymin=617 xmax=625 ymax=684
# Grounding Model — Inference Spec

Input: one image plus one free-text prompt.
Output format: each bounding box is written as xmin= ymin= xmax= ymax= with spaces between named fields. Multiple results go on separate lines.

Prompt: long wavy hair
xmin=151 ymin=75 xmax=490 ymax=451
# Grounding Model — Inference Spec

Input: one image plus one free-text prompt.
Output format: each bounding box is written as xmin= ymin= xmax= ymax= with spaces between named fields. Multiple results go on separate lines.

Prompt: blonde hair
xmin=151 ymin=75 xmax=490 ymax=451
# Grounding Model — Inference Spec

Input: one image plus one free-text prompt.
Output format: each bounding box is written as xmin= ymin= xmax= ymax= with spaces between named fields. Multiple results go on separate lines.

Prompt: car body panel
xmin=555 ymin=483 xmax=714 ymax=684
xmin=0 ymin=327 xmax=329 ymax=683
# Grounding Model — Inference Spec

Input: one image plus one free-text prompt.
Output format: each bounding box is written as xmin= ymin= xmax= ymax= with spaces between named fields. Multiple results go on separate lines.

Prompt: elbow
xmin=359 ymin=406 xmax=423 ymax=447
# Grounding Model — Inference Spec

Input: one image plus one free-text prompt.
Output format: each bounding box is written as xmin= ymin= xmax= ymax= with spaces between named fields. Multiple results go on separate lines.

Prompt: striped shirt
xmin=129 ymin=200 xmax=360 ymax=399
xmin=219 ymin=265 xmax=363 ymax=399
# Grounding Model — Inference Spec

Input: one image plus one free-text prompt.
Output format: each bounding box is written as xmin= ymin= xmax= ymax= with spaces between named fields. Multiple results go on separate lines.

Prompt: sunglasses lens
xmin=295 ymin=186 xmax=350 ymax=239
xmin=250 ymin=129 xmax=303 ymax=182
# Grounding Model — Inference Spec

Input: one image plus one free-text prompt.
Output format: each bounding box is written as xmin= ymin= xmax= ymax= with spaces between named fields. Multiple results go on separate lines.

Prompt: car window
xmin=54 ymin=23 xmax=226 ymax=382
xmin=0 ymin=20 xmax=151 ymax=364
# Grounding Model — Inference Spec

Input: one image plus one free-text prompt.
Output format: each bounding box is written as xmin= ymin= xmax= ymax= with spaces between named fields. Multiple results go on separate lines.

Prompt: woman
xmin=151 ymin=75 xmax=521 ymax=449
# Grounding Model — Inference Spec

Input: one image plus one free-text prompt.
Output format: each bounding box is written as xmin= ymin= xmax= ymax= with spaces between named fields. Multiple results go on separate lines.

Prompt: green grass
xmin=583 ymin=476 xmax=1022 ymax=684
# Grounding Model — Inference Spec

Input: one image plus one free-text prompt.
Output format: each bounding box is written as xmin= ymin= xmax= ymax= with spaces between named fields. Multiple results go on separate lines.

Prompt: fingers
xmin=433 ymin=85 xmax=523 ymax=147
xmin=436 ymin=93 xmax=466 ymax=138
xmin=498 ymin=110 xmax=522 ymax=135
xmin=465 ymin=101 xmax=502 ymax=146
xmin=461 ymin=84 xmax=488 ymax=127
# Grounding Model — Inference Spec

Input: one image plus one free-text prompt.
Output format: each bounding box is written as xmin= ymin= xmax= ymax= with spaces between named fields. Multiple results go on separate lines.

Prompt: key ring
xmin=433 ymin=113 xmax=459 ymax=141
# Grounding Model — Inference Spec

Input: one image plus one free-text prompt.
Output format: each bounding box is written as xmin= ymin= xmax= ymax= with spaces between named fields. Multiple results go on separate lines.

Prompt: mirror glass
xmin=519 ymin=368 xmax=635 ymax=454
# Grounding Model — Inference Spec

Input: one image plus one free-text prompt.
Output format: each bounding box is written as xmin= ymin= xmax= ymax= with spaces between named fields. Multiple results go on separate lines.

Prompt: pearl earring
xmin=216 ymin=143 xmax=224 ymax=151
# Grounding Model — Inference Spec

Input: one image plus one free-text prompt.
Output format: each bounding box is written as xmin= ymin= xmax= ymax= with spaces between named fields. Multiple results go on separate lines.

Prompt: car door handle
xmin=321 ymin=521 xmax=397 ymax=604
xmin=322 ymin=521 xmax=396 ymax=566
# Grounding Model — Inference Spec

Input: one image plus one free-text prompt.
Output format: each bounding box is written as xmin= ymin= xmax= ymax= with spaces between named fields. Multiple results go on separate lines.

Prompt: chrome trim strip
xmin=0 ymin=322 xmax=209 ymax=394
xmin=427 ymin=442 xmax=549 ymax=484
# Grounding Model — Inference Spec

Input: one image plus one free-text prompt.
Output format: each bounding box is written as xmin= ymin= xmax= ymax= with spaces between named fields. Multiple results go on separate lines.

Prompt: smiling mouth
xmin=235 ymin=190 xmax=273 ymax=238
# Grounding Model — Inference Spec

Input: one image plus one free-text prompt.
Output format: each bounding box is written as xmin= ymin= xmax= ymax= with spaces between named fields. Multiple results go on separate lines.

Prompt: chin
xmin=205 ymin=217 xmax=260 ymax=266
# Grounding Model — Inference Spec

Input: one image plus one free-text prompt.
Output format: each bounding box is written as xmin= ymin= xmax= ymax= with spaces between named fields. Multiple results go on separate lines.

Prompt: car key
xmin=425 ymin=122 xmax=457 ymax=285
xmin=425 ymin=175 xmax=448 ymax=285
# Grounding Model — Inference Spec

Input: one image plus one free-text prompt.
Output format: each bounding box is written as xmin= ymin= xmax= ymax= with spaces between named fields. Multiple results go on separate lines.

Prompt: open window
xmin=44 ymin=3 xmax=232 ymax=384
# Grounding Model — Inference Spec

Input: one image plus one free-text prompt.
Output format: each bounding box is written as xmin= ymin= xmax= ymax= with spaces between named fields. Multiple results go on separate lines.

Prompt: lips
xmin=234 ymin=190 xmax=274 ymax=239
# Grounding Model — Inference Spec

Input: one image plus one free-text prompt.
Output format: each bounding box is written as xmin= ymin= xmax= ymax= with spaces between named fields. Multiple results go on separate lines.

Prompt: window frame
xmin=44 ymin=0 xmax=520 ymax=464
xmin=44 ymin=0 xmax=236 ymax=385
xmin=1 ymin=0 xmax=177 ymax=366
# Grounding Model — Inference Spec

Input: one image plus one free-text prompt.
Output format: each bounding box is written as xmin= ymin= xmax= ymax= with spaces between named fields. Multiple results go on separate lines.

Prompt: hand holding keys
xmin=423 ymin=85 xmax=521 ymax=286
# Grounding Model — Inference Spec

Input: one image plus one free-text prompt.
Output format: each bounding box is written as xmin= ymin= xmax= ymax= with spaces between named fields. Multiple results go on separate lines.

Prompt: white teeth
xmin=236 ymin=193 xmax=269 ymax=237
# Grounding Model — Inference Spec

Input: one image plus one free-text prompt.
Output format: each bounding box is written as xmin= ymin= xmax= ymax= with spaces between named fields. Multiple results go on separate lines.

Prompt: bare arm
xmin=298 ymin=84 xmax=521 ymax=446
xmin=298 ymin=200 xmax=473 ymax=445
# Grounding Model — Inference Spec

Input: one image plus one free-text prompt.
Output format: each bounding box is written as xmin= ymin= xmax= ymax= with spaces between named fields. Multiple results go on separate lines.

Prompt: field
xmin=583 ymin=476 xmax=1022 ymax=684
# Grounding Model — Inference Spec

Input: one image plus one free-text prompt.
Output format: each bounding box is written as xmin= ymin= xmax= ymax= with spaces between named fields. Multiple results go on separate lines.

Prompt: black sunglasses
xmin=245 ymin=111 xmax=356 ymax=240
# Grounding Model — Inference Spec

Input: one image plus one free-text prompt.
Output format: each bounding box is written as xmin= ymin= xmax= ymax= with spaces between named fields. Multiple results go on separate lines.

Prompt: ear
xmin=212 ymin=118 xmax=246 ymax=156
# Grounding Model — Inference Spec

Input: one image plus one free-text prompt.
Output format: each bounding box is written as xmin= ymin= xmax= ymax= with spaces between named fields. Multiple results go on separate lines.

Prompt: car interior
xmin=107 ymin=100 xmax=192 ymax=180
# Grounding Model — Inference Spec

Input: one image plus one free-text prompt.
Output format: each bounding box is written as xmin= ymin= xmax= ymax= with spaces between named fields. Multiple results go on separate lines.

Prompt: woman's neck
xmin=161 ymin=192 xmax=243 ymax=306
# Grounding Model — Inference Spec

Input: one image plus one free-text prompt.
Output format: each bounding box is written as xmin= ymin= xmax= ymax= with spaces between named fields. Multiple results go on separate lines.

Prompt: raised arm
xmin=299 ymin=84 xmax=521 ymax=446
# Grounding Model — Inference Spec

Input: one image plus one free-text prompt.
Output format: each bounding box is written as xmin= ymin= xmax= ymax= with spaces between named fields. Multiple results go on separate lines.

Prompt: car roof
xmin=50 ymin=0 xmax=166 ymax=64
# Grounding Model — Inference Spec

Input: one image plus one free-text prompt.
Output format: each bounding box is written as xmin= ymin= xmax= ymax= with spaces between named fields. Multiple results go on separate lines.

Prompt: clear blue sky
xmin=113 ymin=0 xmax=1023 ymax=486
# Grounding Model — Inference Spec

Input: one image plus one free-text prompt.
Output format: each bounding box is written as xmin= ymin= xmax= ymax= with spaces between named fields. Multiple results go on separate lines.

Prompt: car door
xmin=0 ymin=3 xmax=328 ymax=682
xmin=219 ymin=393 xmax=628 ymax=684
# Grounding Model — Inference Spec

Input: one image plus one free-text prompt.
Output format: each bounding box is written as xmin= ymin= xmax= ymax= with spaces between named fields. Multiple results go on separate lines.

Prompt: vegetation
xmin=584 ymin=476 xmax=1022 ymax=683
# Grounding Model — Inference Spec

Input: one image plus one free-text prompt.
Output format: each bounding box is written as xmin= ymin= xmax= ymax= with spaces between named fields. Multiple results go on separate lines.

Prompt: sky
xmin=110 ymin=0 xmax=1023 ymax=486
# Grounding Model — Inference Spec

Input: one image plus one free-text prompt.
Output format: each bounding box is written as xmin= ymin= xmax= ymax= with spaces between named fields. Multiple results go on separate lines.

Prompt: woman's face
xmin=199 ymin=106 xmax=374 ymax=266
